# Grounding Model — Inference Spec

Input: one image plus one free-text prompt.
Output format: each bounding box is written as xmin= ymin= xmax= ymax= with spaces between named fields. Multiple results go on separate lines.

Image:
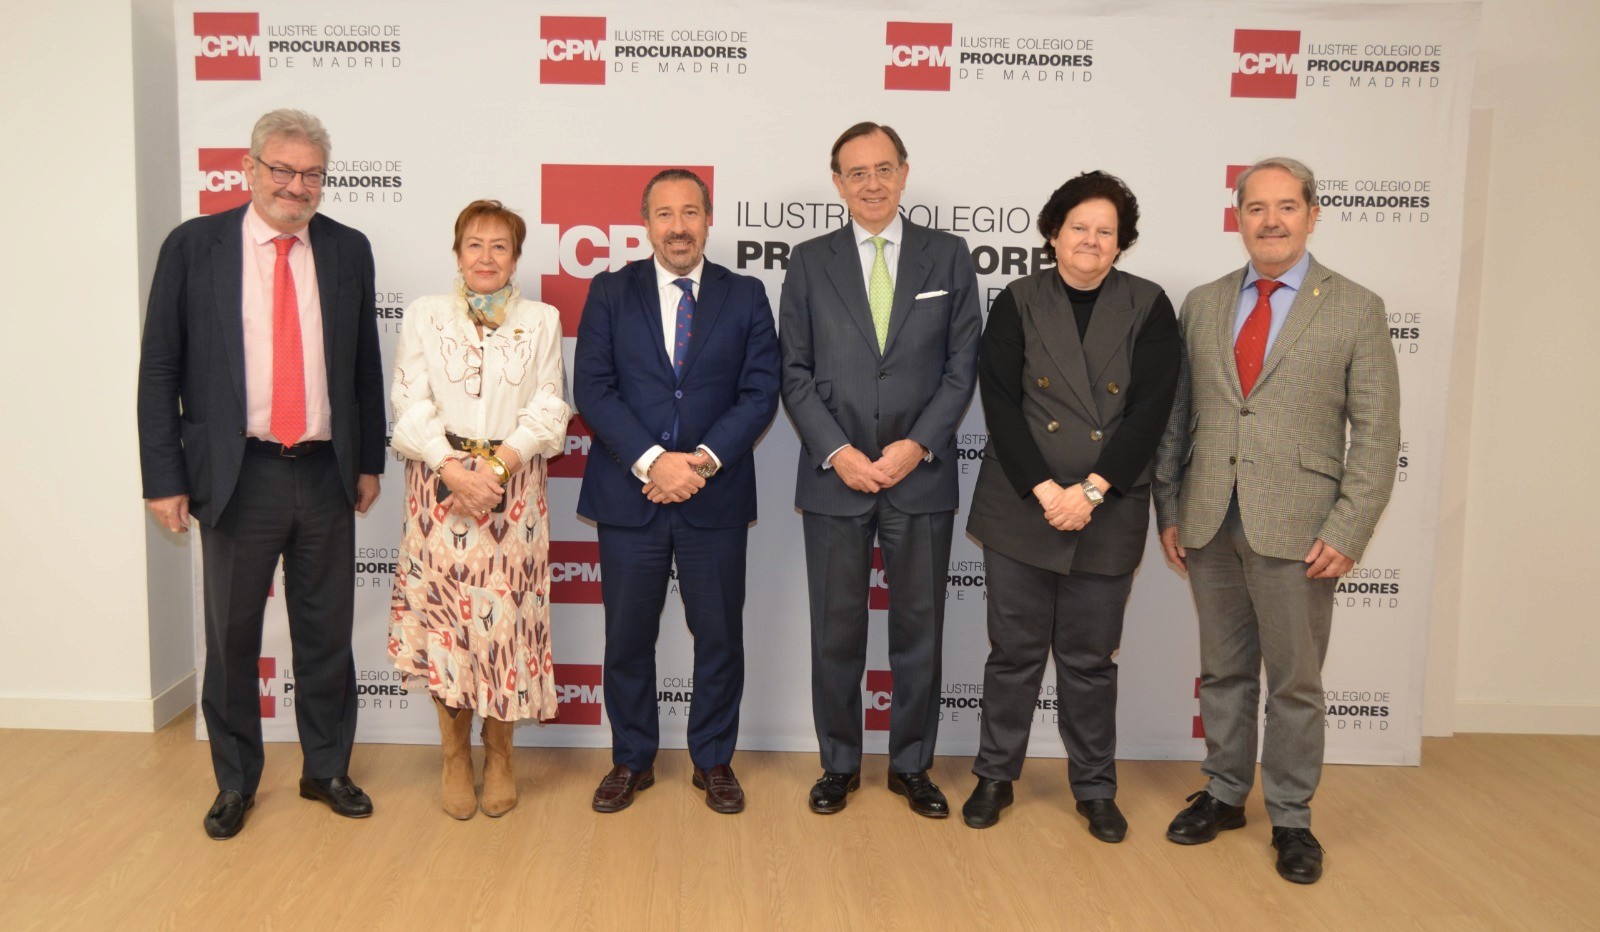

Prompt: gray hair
xmin=249 ymin=109 xmax=332 ymax=162
xmin=639 ymin=168 xmax=713 ymax=219
xmin=1234 ymin=156 xmax=1316 ymax=208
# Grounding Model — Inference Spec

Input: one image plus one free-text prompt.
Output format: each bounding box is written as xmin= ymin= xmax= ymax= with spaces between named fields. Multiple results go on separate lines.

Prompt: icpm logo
xmin=540 ymin=164 xmax=715 ymax=333
xmin=865 ymin=670 xmax=894 ymax=731
xmin=547 ymin=414 xmax=593 ymax=479
xmin=1232 ymin=29 xmax=1300 ymax=98
xmin=554 ymin=664 xmax=604 ymax=724
xmin=1222 ymin=164 xmax=1251 ymax=232
xmin=541 ymin=16 xmax=606 ymax=85
xmin=194 ymin=12 xmax=261 ymax=81
xmin=549 ymin=540 xmax=603 ymax=604
xmin=884 ymin=22 xmax=952 ymax=91
xmin=868 ymin=546 xmax=890 ymax=610
xmin=259 ymin=657 xmax=279 ymax=718
xmin=198 ymin=149 xmax=251 ymax=214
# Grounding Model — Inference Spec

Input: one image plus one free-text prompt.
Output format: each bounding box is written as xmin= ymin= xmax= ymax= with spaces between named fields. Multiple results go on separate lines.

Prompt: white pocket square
xmin=914 ymin=290 xmax=949 ymax=300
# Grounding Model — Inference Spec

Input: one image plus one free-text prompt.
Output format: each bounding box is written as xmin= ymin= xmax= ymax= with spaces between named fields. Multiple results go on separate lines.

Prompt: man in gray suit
xmin=1153 ymin=157 xmax=1400 ymax=883
xmin=779 ymin=122 xmax=982 ymax=818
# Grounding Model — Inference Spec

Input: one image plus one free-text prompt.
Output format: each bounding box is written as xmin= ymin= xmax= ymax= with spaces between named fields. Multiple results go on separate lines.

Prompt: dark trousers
xmin=802 ymin=502 xmax=953 ymax=774
xmin=973 ymin=547 xmax=1133 ymax=799
xmin=597 ymin=510 xmax=747 ymax=771
xmin=199 ymin=447 xmax=357 ymax=796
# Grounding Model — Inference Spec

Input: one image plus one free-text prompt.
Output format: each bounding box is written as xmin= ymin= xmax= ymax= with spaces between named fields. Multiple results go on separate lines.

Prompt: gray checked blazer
xmin=1153 ymin=256 xmax=1400 ymax=562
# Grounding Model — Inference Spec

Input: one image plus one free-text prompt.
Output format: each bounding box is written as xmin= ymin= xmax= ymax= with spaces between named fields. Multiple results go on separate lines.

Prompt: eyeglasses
xmin=257 ymin=159 xmax=327 ymax=189
xmin=838 ymin=165 xmax=902 ymax=187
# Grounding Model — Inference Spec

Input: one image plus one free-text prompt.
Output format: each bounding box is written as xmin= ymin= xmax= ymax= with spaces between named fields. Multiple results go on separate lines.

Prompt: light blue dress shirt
xmin=1233 ymin=251 xmax=1312 ymax=358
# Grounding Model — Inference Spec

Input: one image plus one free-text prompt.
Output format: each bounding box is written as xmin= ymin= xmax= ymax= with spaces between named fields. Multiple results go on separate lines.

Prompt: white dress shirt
xmin=390 ymin=291 xmax=571 ymax=471
xmin=241 ymin=205 xmax=330 ymax=443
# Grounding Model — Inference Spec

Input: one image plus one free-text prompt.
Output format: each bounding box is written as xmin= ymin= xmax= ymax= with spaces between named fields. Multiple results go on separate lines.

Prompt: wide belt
xmin=445 ymin=433 xmax=505 ymax=457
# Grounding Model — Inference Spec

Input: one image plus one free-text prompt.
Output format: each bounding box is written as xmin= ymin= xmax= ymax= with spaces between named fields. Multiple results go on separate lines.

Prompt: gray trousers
xmin=973 ymin=547 xmax=1132 ymax=799
xmin=803 ymin=502 xmax=953 ymax=774
xmin=1187 ymin=496 xmax=1335 ymax=828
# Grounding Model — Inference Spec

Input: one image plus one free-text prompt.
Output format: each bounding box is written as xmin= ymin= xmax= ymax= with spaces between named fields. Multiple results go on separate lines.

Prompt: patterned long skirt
xmin=388 ymin=457 xmax=557 ymax=722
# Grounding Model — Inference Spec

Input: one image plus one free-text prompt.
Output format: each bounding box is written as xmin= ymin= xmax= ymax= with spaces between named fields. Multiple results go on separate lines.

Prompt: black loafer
xmin=961 ymin=778 xmax=1013 ymax=829
xmin=203 ymin=790 xmax=254 ymax=840
xmin=808 ymin=771 xmax=860 ymax=814
xmin=299 ymin=775 xmax=374 ymax=818
xmin=888 ymin=770 xmax=949 ymax=819
xmin=1075 ymin=798 xmax=1129 ymax=843
xmin=1271 ymin=827 xmax=1324 ymax=884
xmin=1166 ymin=789 xmax=1245 ymax=844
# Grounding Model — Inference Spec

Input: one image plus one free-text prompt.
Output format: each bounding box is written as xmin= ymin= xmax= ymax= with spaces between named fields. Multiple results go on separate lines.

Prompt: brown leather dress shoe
xmin=692 ymin=764 xmax=746 ymax=814
xmin=592 ymin=764 xmax=655 ymax=813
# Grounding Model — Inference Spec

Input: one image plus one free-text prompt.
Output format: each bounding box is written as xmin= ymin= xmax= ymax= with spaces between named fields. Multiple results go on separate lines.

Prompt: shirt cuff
xmin=823 ymin=443 xmax=850 ymax=470
xmin=631 ymin=444 xmax=666 ymax=483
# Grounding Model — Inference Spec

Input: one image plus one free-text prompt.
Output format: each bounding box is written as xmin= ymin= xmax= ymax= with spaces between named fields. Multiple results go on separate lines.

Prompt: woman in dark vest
xmin=961 ymin=171 xmax=1180 ymax=839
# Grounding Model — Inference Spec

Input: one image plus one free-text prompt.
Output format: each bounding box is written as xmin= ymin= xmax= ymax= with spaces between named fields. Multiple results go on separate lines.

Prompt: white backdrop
xmin=177 ymin=0 xmax=1479 ymax=765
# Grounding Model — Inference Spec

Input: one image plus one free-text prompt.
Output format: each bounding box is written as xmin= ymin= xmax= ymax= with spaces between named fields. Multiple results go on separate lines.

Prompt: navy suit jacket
xmin=778 ymin=220 xmax=982 ymax=516
xmin=137 ymin=204 xmax=387 ymax=527
xmin=573 ymin=258 xmax=780 ymax=529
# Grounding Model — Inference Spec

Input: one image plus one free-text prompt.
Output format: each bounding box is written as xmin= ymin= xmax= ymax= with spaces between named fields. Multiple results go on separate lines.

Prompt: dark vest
xmin=966 ymin=267 xmax=1162 ymax=576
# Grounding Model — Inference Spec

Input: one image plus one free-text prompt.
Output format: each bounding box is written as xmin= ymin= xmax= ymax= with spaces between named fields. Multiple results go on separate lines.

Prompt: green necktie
xmin=868 ymin=235 xmax=893 ymax=352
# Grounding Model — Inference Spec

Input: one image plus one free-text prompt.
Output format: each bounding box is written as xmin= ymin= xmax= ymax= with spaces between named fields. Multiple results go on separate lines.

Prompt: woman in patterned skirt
xmin=388 ymin=199 xmax=571 ymax=819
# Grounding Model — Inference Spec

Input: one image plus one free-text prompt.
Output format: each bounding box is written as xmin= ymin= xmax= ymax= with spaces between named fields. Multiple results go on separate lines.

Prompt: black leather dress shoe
xmin=299 ymin=776 xmax=374 ymax=818
xmin=203 ymin=790 xmax=254 ymax=840
xmin=1075 ymin=798 xmax=1129 ymax=843
xmin=888 ymin=770 xmax=949 ymax=819
xmin=961 ymin=778 xmax=1013 ymax=829
xmin=1166 ymin=789 xmax=1246 ymax=844
xmin=592 ymin=764 xmax=654 ymax=813
xmin=1271 ymin=827 xmax=1324 ymax=884
xmin=808 ymin=771 xmax=860 ymax=814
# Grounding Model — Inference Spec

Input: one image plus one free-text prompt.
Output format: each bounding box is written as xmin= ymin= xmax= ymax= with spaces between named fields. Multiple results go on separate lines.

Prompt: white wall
xmin=1450 ymin=0 xmax=1600 ymax=733
xmin=0 ymin=0 xmax=1592 ymax=734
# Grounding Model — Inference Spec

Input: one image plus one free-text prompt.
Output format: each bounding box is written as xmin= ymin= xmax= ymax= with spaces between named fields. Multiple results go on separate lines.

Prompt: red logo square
xmin=547 ymin=414 xmax=592 ymax=478
xmin=194 ymin=12 xmax=261 ymax=81
xmin=550 ymin=540 xmax=603 ymax=604
xmin=541 ymin=17 xmax=606 ymax=85
xmin=1222 ymin=164 xmax=1251 ymax=232
xmin=554 ymin=663 xmax=604 ymax=724
xmin=884 ymin=22 xmax=953 ymax=91
xmin=198 ymin=148 xmax=251 ymax=214
xmin=865 ymin=669 xmax=894 ymax=731
xmin=1231 ymin=29 xmax=1300 ymax=99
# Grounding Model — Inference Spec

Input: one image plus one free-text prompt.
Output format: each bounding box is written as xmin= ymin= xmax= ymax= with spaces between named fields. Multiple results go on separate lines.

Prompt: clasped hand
xmin=1035 ymin=479 xmax=1094 ymax=532
xmin=440 ymin=458 xmax=503 ymax=517
xmin=642 ymin=450 xmax=710 ymax=503
xmin=832 ymin=439 xmax=925 ymax=494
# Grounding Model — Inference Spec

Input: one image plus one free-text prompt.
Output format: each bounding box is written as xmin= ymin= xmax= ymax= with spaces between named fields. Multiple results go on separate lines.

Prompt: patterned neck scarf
xmin=456 ymin=276 xmax=516 ymax=329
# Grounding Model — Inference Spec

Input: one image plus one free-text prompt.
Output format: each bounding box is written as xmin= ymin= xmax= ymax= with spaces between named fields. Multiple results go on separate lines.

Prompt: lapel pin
xmin=1312 ymin=287 xmax=1321 ymax=297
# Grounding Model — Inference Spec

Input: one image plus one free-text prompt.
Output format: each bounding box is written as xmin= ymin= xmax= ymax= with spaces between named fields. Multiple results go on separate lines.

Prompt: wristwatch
xmin=1080 ymin=480 xmax=1105 ymax=507
xmin=692 ymin=446 xmax=719 ymax=479
xmin=483 ymin=454 xmax=511 ymax=485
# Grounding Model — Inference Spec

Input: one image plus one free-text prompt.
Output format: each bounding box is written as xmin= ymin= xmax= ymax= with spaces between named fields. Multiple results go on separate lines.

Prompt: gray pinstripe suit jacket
xmin=1153 ymin=256 xmax=1400 ymax=562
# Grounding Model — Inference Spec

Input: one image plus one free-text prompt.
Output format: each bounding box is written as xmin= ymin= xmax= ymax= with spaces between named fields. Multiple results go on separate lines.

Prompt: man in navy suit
xmin=574 ymin=169 xmax=780 ymax=814
xmin=137 ymin=109 xmax=386 ymax=839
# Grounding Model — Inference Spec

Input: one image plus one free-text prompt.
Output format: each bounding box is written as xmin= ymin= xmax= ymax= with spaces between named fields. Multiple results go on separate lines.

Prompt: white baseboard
xmin=1453 ymin=701 xmax=1600 ymax=735
xmin=0 ymin=672 xmax=196 ymax=732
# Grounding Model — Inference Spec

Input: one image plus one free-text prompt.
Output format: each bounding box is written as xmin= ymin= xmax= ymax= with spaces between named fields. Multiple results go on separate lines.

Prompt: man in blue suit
xmin=574 ymin=169 xmax=780 ymax=815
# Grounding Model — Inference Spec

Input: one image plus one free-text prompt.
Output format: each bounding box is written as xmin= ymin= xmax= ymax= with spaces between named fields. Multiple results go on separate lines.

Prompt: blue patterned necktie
xmin=672 ymin=277 xmax=695 ymax=381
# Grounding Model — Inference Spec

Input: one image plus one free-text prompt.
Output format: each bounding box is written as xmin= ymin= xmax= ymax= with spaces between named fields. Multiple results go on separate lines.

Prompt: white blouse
xmin=390 ymin=291 xmax=571 ymax=470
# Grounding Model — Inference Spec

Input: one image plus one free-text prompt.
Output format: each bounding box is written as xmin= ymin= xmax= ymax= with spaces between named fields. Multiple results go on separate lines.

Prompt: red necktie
xmin=1234 ymin=278 xmax=1283 ymax=397
xmin=270 ymin=235 xmax=307 ymax=445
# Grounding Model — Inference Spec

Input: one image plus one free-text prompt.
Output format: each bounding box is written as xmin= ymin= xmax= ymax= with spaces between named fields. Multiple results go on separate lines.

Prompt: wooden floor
xmin=1 ymin=713 xmax=1595 ymax=931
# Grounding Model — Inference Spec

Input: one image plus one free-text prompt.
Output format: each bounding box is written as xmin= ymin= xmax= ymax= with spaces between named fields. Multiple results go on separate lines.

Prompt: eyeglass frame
xmin=836 ymin=163 xmax=904 ymax=187
xmin=254 ymin=158 xmax=328 ymax=189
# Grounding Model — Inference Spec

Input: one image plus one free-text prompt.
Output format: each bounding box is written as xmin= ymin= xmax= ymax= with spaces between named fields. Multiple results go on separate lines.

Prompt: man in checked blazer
xmin=1153 ymin=157 xmax=1400 ymax=884
xmin=779 ymin=122 xmax=982 ymax=818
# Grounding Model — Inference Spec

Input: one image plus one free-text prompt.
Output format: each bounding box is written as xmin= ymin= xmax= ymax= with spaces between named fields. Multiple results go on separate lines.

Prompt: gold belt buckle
xmin=462 ymin=438 xmax=493 ymax=459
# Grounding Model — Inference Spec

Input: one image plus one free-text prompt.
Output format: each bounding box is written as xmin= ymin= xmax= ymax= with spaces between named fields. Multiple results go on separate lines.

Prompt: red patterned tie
xmin=1234 ymin=278 xmax=1283 ymax=397
xmin=270 ymin=235 xmax=306 ymax=445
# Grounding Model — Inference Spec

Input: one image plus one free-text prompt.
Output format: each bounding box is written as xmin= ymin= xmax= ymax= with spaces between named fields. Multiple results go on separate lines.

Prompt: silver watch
xmin=1080 ymin=480 xmax=1105 ymax=506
